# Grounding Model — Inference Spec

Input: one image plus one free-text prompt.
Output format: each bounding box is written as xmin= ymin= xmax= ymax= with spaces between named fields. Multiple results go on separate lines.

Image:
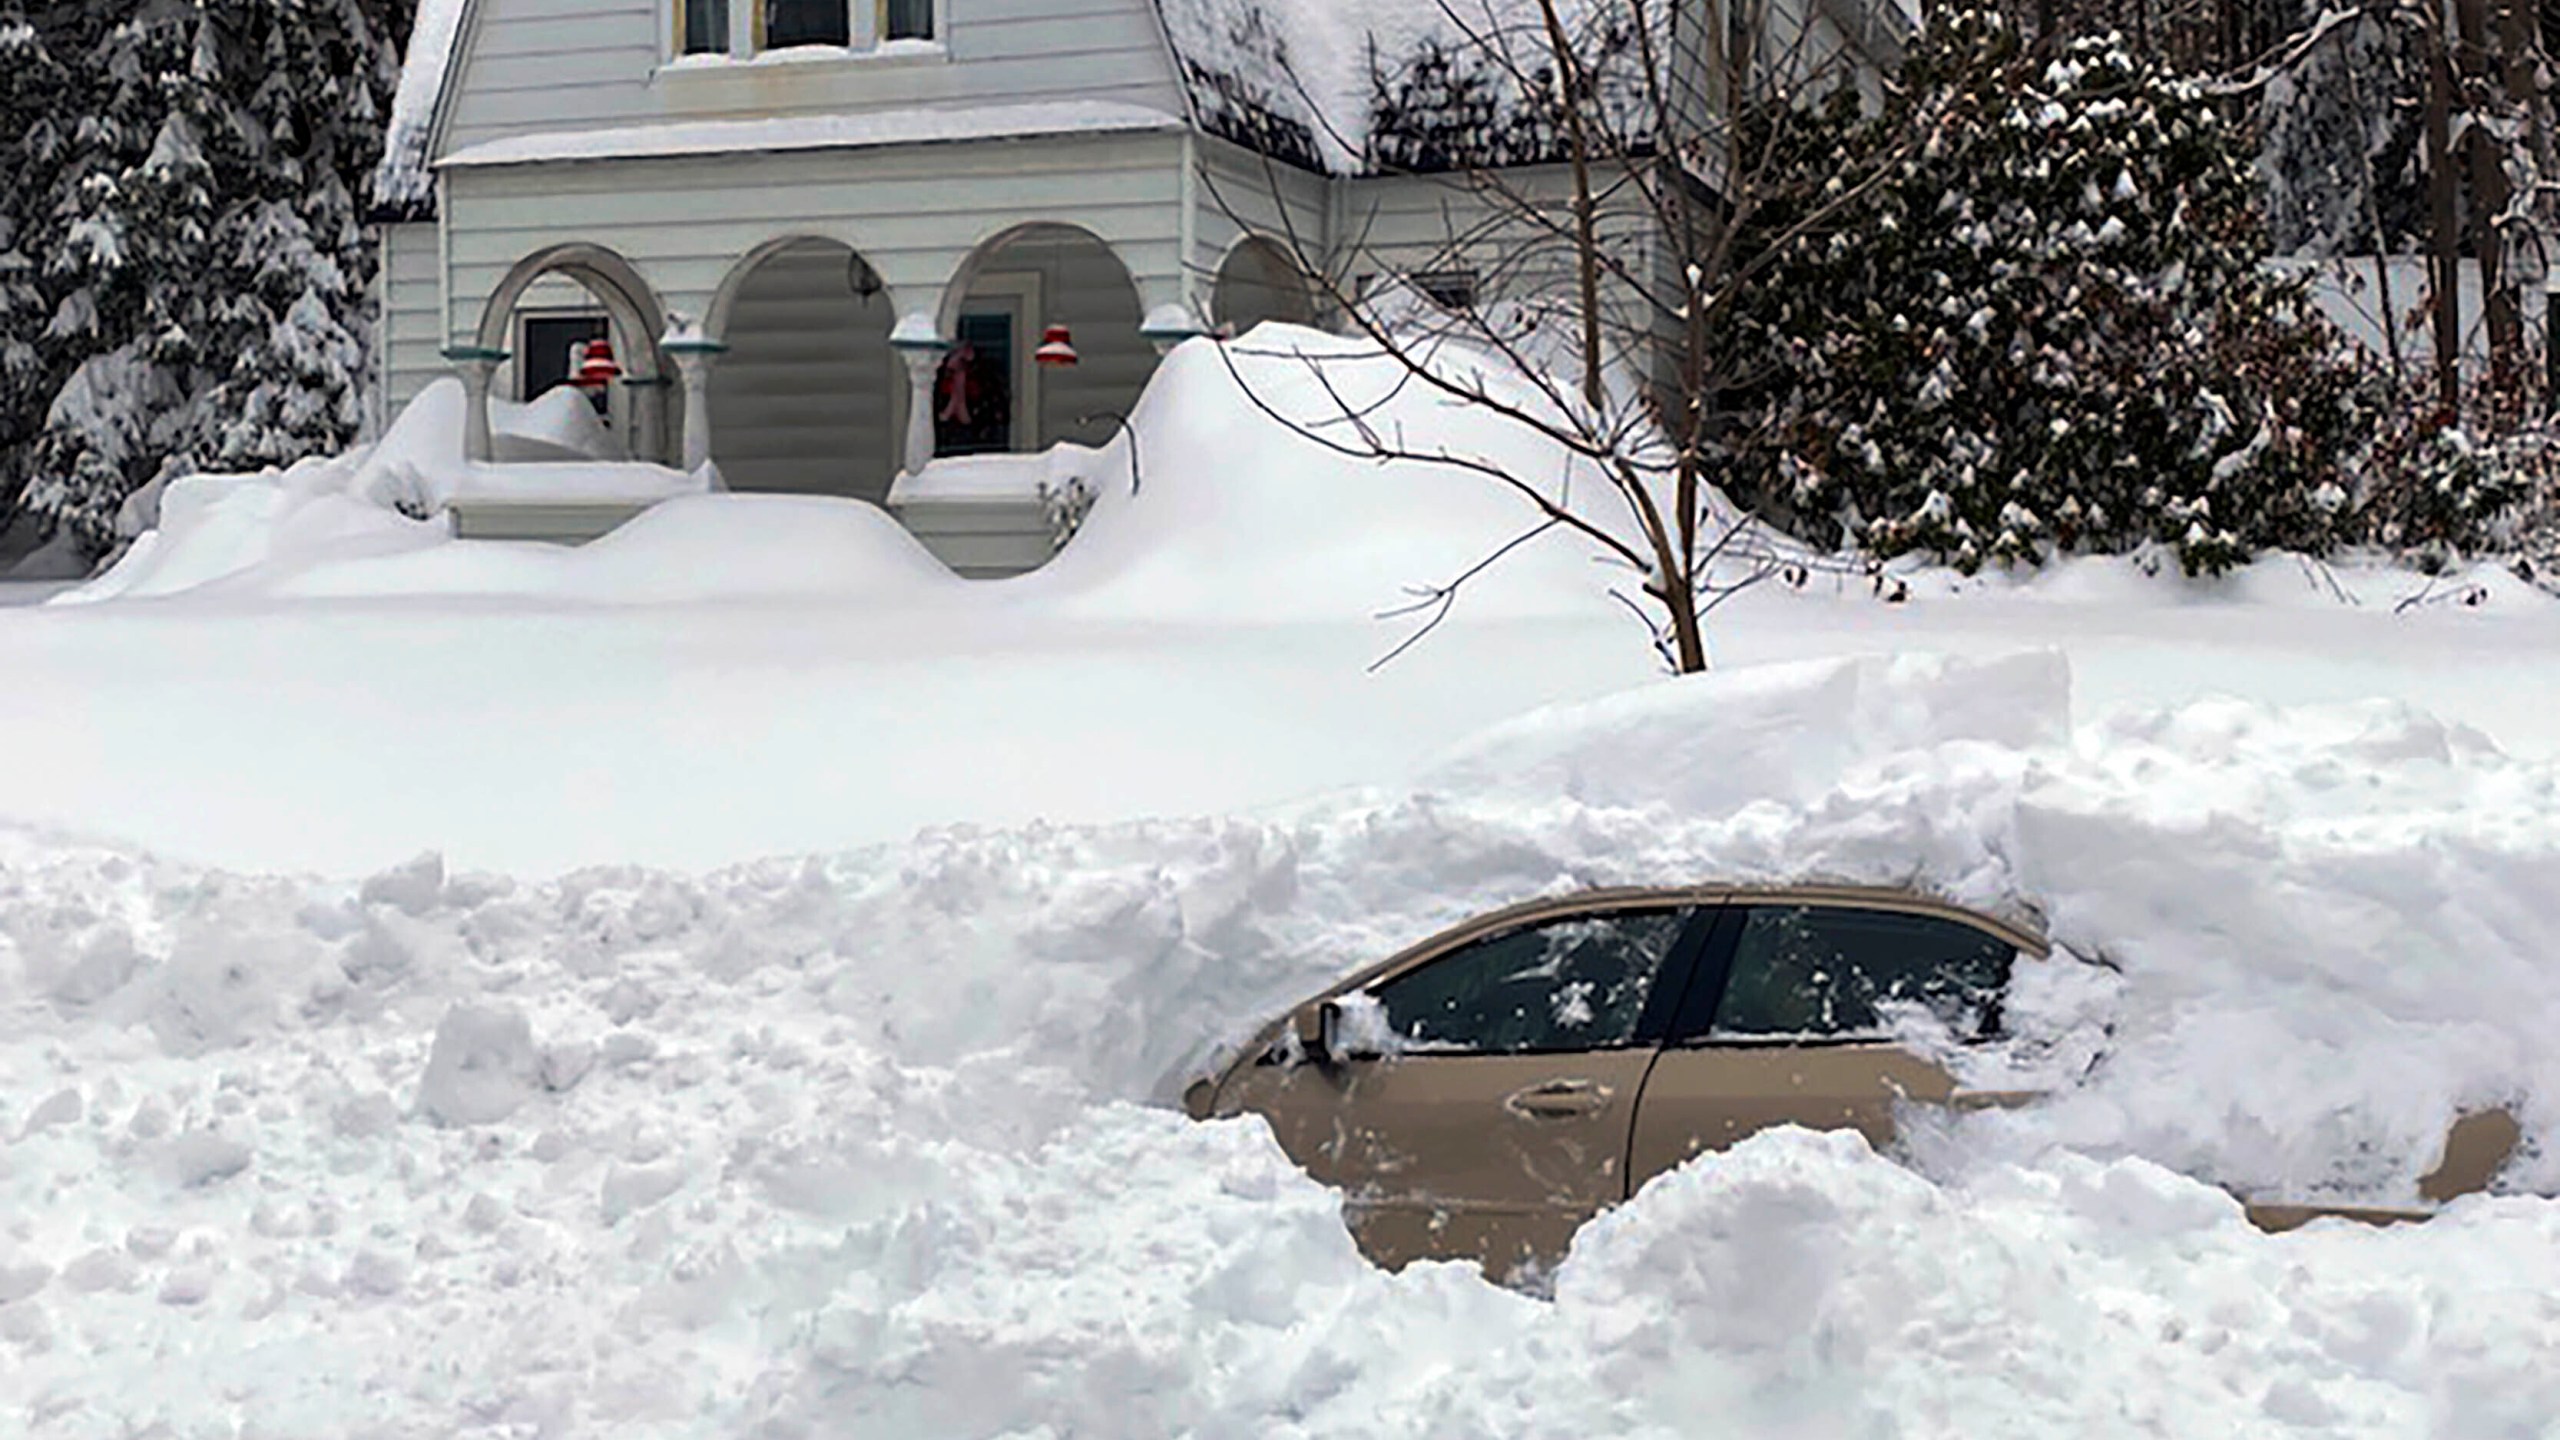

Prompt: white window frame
xmin=658 ymin=0 xmax=948 ymax=66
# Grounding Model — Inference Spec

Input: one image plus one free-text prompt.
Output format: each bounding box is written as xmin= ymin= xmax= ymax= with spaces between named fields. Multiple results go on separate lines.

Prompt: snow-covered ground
xmin=8 ymin=329 xmax=2560 ymax=1435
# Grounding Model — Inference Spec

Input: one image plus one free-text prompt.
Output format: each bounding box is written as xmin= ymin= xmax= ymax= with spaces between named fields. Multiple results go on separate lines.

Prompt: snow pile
xmin=488 ymin=386 xmax=627 ymax=464
xmin=268 ymin=496 xmax=961 ymax=605
xmin=5 ymin=650 xmax=2560 ymax=1431
xmin=64 ymin=330 xmax=1651 ymax=627
xmin=60 ymin=381 xmax=722 ymax=605
xmin=1018 ymin=326 xmax=1646 ymax=626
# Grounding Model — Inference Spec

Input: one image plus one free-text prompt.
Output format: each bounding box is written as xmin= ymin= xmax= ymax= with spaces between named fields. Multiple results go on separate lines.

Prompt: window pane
xmin=1712 ymin=906 xmax=2015 ymax=1041
xmin=682 ymin=0 xmax=729 ymax=53
xmin=766 ymin=0 xmax=848 ymax=46
xmin=519 ymin=315 xmax=611 ymax=402
xmin=883 ymin=0 xmax=934 ymax=40
xmin=1413 ymin=270 xmax=1477 ymax=311
xmin=1372 ymin=910 xmax=1688 ymax=1055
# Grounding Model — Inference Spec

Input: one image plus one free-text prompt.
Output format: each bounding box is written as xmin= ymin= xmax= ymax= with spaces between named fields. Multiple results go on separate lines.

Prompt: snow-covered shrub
xmin=1038 ymin=474 xmax=1099 ymax=553
xmin=2359 ymin=390 xmax=2554 ymax=570
xmin=1719 ymin=9 xmax=2390 ymax=575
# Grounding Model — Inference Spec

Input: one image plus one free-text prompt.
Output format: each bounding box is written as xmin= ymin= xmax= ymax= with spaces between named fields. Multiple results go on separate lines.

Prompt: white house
xmin=371 ymin=0 xmax=1912 ymax=574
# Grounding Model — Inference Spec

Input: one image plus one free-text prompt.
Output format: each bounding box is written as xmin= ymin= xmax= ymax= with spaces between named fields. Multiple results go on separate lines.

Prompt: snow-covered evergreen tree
xmin=1720 ymin=8 xmax=2390 ymax=574
xmin=0 ymin=5 xmax=80 ymax=533
xmin=5 ymin=0 xmax=404 ymax=551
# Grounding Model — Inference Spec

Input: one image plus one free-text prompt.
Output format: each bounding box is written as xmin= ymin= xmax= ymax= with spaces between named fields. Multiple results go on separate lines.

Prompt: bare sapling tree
xmin=1198 ymin=0 xmax=1924 ymax=673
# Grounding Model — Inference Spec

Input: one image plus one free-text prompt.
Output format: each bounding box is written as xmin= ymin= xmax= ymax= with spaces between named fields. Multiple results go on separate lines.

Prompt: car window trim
xmin=1656 ymin=904 xmax=1745 ymax=1048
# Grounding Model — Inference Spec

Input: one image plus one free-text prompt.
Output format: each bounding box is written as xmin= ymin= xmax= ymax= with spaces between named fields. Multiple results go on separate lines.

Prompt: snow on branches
xmin=1715 ymin=8 xmax=2497 ymax=575
xmin=0 ymin=1 xmax=405 ymax=553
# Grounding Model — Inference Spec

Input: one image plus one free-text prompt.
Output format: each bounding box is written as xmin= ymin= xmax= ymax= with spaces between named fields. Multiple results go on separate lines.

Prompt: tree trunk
xmin=1537 ymin=0 xmax=1607 ymax=413
xmin=2497 ymin=0 xmax=2549 ymax=408
xmin=2427 ymin=11 xmax=2465 ymax=414
xmin=2457 ymin=0 xmax=2520 ymax=384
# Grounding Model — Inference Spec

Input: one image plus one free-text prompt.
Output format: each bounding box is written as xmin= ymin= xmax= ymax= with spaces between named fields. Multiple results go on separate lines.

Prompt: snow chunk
xmin=359 ymin=851 xmax=447 ymax=916
xmin=415 ymin=1003 xmax=544 ymax=1127
xmin=165 ymin=1131 xmax=254 ymax=1189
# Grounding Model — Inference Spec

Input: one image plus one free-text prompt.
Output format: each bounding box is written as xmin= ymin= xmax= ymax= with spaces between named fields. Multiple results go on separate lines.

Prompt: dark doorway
xmin=934 ymin=310 xmax=1016 ymax=456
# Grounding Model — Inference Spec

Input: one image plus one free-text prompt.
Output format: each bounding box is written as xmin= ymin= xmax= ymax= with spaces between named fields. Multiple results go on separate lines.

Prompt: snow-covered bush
xmin=1720 ymin=9 xmax=2391 ymax=575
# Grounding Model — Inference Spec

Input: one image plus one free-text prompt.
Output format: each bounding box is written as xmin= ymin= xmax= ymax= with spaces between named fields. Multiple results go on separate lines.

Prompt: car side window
xmin=1370 ymin=909 xmax=1689 ymax=1055
xmin=1710 ymin=905 xmax=2015 ymax=1042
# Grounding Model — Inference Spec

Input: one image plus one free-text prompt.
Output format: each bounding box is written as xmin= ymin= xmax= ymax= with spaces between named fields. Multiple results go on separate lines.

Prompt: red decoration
xmin=571 ymin=336 xmax=624 ymax=390
xmin=1034 ymin=324 xmax=1080 ymax=367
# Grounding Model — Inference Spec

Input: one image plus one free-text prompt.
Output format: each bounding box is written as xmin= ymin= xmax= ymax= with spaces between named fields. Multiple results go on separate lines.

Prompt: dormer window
xmin=883 ymin=0 xmax=934 ymax=40
xmin=679 ymin=0 xmax=729 ymax=54
xmin=766 ymin=0 xmax=849 ymax=47
xmin=673 ymin=0 xmax=936 ymax=58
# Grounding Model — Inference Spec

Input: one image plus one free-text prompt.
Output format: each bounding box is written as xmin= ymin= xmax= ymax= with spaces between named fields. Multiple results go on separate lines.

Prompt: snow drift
xmin=60 ymin=328 xmax=1659 ymax=630
xmin=5 ymin=649 xmax=2560 ymax=1435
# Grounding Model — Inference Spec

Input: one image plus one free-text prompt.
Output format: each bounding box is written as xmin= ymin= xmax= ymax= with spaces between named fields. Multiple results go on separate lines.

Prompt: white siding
xmin=379 ymin=221 xmax=446 ymax=427
xmin=1192 ymin=136 xmax=1332 ymax=328
xmin=712 ymin=240 xmax=902 ymax=501
xmin=441 ymin=0 xmax=1187 ymax=165
xmin=442 ymin=132 xmax=1189 ymax=342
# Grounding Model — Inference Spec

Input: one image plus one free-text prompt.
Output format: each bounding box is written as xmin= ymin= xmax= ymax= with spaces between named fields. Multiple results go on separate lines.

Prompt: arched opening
xmin=707 ymin=237 xmax=902 ymax=503
xmin=936 ymin=224 xmax=1150 ymax=459
xmin=475 ymin=244 xmax=672 ymax=466
xmin=1212 ymin=236 xmax=1319 ymax=337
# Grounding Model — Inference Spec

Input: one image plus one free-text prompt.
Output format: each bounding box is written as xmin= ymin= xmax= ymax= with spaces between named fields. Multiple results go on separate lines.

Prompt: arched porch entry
xmin=1212 ymin=235 xmax=1319 ymax=337
xmin=704 ymin=236 xmax=902 ymax=503
xmin=931 ymin=224 xmax=1151 ymax=464
xmin=469 ymin=244 xmax=673 ymax=466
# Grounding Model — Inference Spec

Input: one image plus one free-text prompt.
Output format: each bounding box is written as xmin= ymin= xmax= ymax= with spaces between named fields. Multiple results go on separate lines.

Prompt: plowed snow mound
xmin=5 ymin=650 xmax=2560 ymax=1435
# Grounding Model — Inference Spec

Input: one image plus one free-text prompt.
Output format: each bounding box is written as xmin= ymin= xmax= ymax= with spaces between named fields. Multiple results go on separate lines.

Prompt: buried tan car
xmin=1183 ymin=885 xmax=2523 ymax=1282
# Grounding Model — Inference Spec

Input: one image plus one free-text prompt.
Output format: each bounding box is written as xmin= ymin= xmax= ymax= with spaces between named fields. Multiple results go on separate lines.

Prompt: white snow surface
xmin=13 ymin=316 xmax=2560 ymax=1430
xmin=437 ymin=102 xmax=1187 ymax=173
xmin=9 ymin=650 xmax=2560 ymax=1435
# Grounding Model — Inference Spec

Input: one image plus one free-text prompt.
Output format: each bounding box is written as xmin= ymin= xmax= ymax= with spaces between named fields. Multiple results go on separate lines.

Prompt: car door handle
xmin=1505 ymin=1079 xmax=1613 ymax=1119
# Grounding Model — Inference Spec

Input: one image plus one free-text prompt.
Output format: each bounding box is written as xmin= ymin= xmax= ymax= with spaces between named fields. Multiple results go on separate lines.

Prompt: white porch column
xmin=624 ymin=375 xmax=672 ymax=467
xmin=889 ymin=313 xmax=950 ymax=478
xmin=662 ymin=330 xmax=728 ymax=474
xmin=441 ymin=345 xmax=509 ymax=463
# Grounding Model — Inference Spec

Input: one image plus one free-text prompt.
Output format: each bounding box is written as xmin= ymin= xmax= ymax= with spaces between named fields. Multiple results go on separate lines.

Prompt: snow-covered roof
xmin=436 ymin=102 xmax=1187 ymax=172
xmin=372 ymin=0 xmax=1901 ymax=211
xmin=1151 ymin=0 xmax=1673 ymax=174
xmin=370 ymin=0 xmax=466 ymax=219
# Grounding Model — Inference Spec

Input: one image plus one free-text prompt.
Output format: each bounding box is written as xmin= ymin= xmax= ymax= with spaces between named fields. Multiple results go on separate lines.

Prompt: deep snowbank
xmin=59 ymin=329 xmax=1663 ymax=628
xmin=5 ymin=650 xmax=2560 ymax=1434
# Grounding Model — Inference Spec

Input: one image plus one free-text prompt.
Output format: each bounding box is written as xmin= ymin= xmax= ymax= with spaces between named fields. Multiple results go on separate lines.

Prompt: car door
xmin=1216 ymin=901 xmax=1711 ymax=1280
xmin=1627 ymin=900 xmax=2026 ymax=1187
